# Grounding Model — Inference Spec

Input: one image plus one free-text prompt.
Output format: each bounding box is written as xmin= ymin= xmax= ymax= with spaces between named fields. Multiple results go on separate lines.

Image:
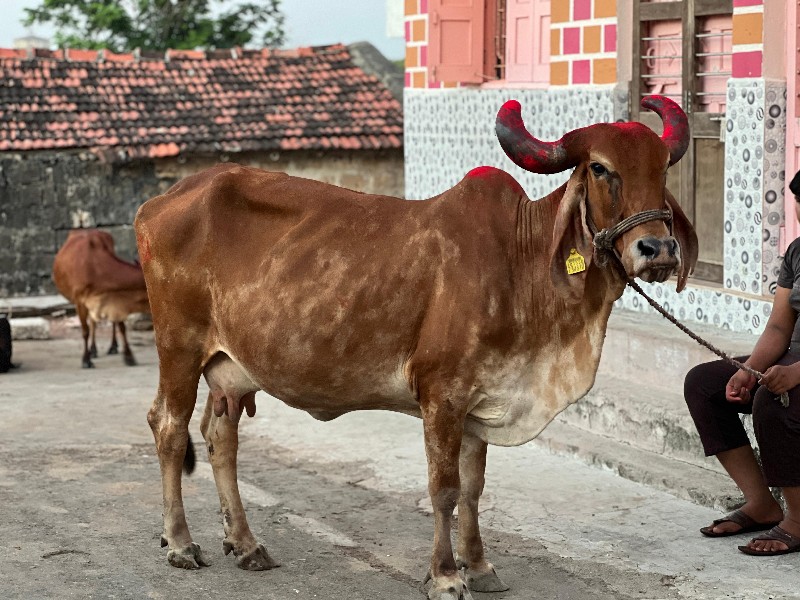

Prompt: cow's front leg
xmin=421 ymin=389 xmax=473 ymax=600
xmin=199 ymin=392 xmax=278 ymax=571
xmin=148 ymin=367 xmax=209 ymax=569
xmin=456 ymin=433 xmax=508 ymax=593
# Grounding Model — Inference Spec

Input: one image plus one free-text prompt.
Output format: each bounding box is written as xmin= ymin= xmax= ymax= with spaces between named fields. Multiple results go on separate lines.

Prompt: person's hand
xmin=760 ymin=363 xmax=800 ymax=395
xmin=726 ymin=369 xmax=756 ymax=403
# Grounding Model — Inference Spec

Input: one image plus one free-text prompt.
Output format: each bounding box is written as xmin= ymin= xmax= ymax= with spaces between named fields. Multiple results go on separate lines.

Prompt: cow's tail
xmin=183 ymin=433 xmax=197 ymax=475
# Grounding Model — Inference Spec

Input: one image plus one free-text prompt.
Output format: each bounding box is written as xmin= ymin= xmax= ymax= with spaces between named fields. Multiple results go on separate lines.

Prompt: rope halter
xmin=592 ymin=208 xmax=673 ymax=254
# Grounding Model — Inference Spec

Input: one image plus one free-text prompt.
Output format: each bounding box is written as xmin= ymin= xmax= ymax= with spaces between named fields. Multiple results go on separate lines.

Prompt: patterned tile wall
xmin=761 ymin=81 xmax=787 ymax=296
xmin=404 ymin=86 xmax=615 ymax=200
xmin=614 ymin=281 xmax=773 ymax=334
xmin=723 ymin=79 xmax=786 ymax=298
xmin=724 ymin=80 xmax=765 ymax=296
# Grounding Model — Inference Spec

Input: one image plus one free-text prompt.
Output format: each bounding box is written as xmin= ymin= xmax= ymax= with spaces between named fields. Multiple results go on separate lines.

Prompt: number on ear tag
xmin=566 ymin=248 xmax=586 ymax=275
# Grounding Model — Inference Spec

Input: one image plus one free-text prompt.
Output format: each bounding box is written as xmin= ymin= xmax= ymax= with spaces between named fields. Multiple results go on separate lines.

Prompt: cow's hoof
xmin=82 ymin=359 xmax=95 ymax=369
xmin=423 ymin=572 xmax=473 ymax=600
xmin=427 ymin=585 xmax=473 ymax=600
xmin=124 ymin=353 xmax=137 ymax=366
xmin=464 ymin=565 xmax=509 ymax=593
xmin=90 ymin=345 xmax=98 ymax=359
xmin=107 ymin=345 xmax=118 ymax=355
xmin=166 ymin=542 xmax=210 ymax=569
xmin=223 ymin=540 xmax=279 ymax=571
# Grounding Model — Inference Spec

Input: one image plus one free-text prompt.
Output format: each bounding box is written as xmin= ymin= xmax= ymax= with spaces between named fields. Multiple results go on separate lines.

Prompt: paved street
xmin=1 ymin=318 xmax=798 ymax=599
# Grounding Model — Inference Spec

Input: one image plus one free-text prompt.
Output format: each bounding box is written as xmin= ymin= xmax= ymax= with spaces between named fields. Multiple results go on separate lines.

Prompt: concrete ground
xmin=1 ymin=314 xmax=798 ymax=600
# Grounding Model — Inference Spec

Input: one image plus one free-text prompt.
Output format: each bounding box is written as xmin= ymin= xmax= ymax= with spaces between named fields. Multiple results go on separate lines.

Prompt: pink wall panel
xmin=573 ymin=59 xmax=590 ymax=83
xmin=731 ymin=51 xmax=762 ymax=77
xmin=604 ymin=24 xmax=616 ymax=53
xmin=574 ymin=0 xmax=591 ymax=20
xmin=563 ymin=27 xmax=580 ymax=54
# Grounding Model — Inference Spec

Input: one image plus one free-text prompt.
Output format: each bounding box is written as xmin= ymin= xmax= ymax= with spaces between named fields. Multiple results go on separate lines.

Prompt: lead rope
xmin=594 ymin=231 xmax=790 ymax=408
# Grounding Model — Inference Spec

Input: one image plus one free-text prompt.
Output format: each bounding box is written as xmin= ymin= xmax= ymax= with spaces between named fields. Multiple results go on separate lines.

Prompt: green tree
xmin=24 ymin=0 xmax=285 ymax=52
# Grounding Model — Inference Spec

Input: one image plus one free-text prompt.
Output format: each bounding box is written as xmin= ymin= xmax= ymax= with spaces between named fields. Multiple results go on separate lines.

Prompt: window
xmin=428 ymin=0 xmax=550 ymax=85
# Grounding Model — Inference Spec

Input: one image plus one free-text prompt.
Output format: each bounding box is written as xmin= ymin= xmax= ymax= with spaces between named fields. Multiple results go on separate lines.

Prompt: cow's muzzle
xmin=592 ymin=208 xmax=678 ymax=282
xmin=629 ymin=234 xmax=681 ymax=283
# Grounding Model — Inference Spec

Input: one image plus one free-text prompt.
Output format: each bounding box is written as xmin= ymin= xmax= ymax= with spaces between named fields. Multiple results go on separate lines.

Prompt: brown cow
xmin=53 ymin=229 xmax=150 ymax=368
xmin=135 ymin=96 xmax=697 ymax=600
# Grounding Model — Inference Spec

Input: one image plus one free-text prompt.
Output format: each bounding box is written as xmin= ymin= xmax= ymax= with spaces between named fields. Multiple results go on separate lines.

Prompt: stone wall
xmin=0 ymin=148 xmax=404 ymax=297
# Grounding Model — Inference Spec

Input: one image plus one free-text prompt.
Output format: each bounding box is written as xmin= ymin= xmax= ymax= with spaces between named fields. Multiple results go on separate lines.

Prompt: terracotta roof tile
xmin=0 ymin=43 xmax=402 ymax=159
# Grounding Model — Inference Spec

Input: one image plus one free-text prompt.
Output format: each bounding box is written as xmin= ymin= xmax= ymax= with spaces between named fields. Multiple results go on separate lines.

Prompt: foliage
xmin=24 ymin=0 xmax=285 ymax=51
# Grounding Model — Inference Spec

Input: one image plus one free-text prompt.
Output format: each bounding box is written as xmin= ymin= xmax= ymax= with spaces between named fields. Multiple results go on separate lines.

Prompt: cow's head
xmin=496 ymin=95 xmax=698 ymax=302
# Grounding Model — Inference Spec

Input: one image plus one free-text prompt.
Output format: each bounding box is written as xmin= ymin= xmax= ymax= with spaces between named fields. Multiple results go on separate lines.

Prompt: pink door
xmin=428 ymin=0 xmax=485 ymax=84
xmin=505 ymin=0 xmax=550 ymax=83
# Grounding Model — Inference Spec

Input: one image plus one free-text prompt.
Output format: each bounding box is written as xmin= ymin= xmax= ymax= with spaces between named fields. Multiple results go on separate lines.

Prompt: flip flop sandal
xmin=738 ymin=525 xmax=800 ymax=556
xmin=700 ymin=508 xmax=781 ymax=538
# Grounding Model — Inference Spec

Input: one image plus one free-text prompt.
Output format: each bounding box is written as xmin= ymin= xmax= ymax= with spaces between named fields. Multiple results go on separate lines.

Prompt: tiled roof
xmin=0 ymin=44 xmax=403 ymax=160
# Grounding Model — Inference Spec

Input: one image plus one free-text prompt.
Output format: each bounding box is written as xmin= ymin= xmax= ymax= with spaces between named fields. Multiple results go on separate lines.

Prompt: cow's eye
xmin=589 ymin=162 xmax=607 ymax=177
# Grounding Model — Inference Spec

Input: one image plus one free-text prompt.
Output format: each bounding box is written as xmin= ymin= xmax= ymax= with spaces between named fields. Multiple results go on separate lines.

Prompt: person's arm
xmin=726 ymin=287 xmax=797 ymax=401
xmin=745 ymin=286 xmax=796 ymax=372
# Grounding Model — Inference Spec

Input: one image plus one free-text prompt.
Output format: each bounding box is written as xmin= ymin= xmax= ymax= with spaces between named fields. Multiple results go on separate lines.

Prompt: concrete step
xmin=0 ymin=294 xmax=72 ymax=318
xmin=560 ymin=374 xmax=723 ymax=474
xmin=534 ymin=419 xmax=743 ymax=511
xmin=8 ymin=317 xmax=50 ymax=340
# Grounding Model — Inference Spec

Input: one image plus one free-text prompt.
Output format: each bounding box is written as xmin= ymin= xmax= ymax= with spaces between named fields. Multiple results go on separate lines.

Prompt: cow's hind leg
xmin=455 ymin=433 xmax=508 ymax=593
xmin=117 ymin=321 xmax=137 ymax=366
xmin=76 ymin=305 xmax=94 ymax=368
xmin=148 ymin=358 xmax=209 ymax=569
xmin=108 ymin=322 xmax=119 ymax=355
xmin=199 ymin=391 xmax=278 ymax=570
xmin=421 ymin=386 xmax=473 ymax=600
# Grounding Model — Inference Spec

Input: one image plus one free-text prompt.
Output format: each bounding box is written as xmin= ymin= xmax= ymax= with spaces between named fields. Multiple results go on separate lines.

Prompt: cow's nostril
xmin=667 ymin=239 xmax=678 ymax=256
xmin=637 ymin=238 xmax=662 ymax=258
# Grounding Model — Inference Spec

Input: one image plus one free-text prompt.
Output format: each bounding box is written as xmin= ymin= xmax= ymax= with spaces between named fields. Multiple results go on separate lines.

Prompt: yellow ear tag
xmin=566 ymin=248 xmax=586 ymax=275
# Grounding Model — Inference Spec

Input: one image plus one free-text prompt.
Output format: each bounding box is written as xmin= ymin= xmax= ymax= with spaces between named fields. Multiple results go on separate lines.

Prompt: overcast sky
xmin=0 ymin=0 xmax=404 ymax=60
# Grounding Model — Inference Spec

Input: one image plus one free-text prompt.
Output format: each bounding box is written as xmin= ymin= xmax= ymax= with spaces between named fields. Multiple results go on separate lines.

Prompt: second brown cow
xmin=53 ymin=229 xmax=150 ymax=368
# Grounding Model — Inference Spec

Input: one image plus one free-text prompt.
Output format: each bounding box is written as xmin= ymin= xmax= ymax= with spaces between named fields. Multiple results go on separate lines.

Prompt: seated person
xmin=684 ymin=170 xmax=800 ymax=556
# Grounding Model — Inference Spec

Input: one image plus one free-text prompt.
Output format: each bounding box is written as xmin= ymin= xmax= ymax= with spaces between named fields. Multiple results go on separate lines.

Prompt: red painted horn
xmin=495 ymin=100 xmax=574 ymax=174
xmin=641 ymin=95 xmax=689 ymax=166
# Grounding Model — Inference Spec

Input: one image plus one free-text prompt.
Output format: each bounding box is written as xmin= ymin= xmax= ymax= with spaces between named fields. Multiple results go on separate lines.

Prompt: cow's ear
xmin=665 ymin=189 xmax=698 ymax=292
xmin=550 ymin=167 xmax=593 ymax=302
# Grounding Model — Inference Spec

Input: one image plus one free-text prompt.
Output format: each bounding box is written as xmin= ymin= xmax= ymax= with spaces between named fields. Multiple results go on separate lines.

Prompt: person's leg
xmin=685 ymin=358 xmax=782 ymax=534
xmin=713 ymin=447 xmax=783 ymax=531
xmin=742 ymin=358 xmax=800 ymax=552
